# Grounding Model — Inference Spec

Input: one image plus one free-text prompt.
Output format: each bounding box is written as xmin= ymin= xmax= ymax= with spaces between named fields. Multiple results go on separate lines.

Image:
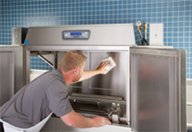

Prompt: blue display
xmin=70 ymin=32 xmax=82 ymax=36
xmin=63 ymin=30 xmax=90 ymax=40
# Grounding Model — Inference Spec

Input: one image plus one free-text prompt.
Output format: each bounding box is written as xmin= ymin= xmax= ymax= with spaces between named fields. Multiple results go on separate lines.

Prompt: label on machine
xmin=62 ymin=30 xmax=91 ymax=40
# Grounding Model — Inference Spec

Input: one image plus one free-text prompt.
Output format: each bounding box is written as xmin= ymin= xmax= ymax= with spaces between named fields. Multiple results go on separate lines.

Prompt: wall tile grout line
xmin=0 ymin=0 xmax=191 ymax=78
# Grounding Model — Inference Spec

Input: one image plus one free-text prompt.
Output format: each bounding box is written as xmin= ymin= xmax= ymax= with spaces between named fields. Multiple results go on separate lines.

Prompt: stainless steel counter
xmin=40 ymin=117 xmax=132 ymax=132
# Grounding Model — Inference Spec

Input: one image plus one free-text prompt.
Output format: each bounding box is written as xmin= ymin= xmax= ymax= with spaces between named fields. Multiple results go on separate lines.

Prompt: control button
xmin=82 ymin=33 xmax=85 ymax=36
xmin=85 ymin=32 xmax=87 ymax=35
xmin=65 ymin=34 xmax=68 ymax=37
xmin=85 ymin=35 xmax=88 ymax=38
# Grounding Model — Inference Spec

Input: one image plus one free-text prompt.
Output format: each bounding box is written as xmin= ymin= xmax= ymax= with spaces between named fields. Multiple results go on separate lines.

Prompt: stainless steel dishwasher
xmin=0 ymin=24 xmax=187 ymax=132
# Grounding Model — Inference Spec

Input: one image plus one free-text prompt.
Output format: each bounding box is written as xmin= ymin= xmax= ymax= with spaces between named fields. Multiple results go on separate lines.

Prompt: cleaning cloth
xmin=100 ymin=57 xmax=116 ymax=74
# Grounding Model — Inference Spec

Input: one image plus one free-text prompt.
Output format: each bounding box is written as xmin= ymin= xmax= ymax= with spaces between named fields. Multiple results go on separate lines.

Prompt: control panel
xmin=62 ymin=30 xmax=91 ymax=40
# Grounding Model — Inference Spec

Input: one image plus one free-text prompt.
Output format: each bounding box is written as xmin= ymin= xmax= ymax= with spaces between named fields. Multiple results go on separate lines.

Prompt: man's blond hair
xmin=59 ymin=51 xmax=87 ymax=72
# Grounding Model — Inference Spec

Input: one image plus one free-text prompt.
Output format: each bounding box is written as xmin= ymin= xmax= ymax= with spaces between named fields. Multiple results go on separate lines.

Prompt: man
xmin=0 ymin=51 xmax=111 ymax=132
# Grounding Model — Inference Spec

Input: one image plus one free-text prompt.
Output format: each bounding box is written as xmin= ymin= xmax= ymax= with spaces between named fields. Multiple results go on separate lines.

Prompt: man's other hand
xmin=93 ymin=116 xmax=111 ymax=127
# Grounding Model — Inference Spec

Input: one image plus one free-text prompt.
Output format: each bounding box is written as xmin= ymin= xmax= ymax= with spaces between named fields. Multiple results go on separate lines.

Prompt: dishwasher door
xmin=130 ymin=47 xmax=186 ymax=132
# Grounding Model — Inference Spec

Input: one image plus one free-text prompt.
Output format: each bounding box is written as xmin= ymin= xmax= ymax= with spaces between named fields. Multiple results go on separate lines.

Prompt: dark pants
xmin=0 ymin=122 xmax=4 ymax=132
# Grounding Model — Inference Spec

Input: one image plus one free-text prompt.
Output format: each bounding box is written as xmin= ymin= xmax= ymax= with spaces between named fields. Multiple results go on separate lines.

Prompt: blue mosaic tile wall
xmin=0 ymin=0 xmax=191 ymax=78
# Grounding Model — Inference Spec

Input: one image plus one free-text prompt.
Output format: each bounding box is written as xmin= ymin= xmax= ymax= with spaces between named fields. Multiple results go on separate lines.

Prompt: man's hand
xmin=61 ymin=110 xmax=111 ymax=128
xmin=93 ymin=116 xmax=111 ymax=127
xmin=77 ymin=61 xmax=110 ymax=82
xmin=96 ymin=61 xmax=110 ymax=74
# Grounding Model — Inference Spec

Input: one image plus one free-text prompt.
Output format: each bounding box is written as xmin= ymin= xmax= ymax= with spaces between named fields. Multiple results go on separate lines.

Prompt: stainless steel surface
xmin=180 ymin=48 xmax=187 ymax=132
xmin=187 ymin=104 xmax=192 ymax=130
xmin=23 ymin=46 xmax=30 ymax=86
xmin=71 ymin=93 xmax=123 ymax=101
xmin=41 ymin=117 xmax=132 ymax=132
xmin=25 ymin=45 xmax=130 ymax=130
xmin=69 ymin=93 xmax=126 ymax=124
xmin=53 ymin=51 xmax=58 ymax=69
xmin=22 ymin=24 xmax=186 ymax=131
xmin=25 ymin=24 xmax=135 ymax=46
xmin=67 ymin=51 xmax=128 ymax=100
xmin=69 ymin=94 xmax=126 ymax=105
xmin=30 ymin=69 xmax=48 ymax=82
xmin=0 ymin=46 xmax=23 ymax=106
xmin=30 ymin=51 xmax=53 ymax=56
xmin=187 ymin=80 xmax=192 ymax=129
xmin=130 ymin=47 xmax=186 ymax=132
xmin=26 ymin=45 xmax=130 ymax=101
xmin=12 ymin=27 xmax=28 ymax=45
xmin=112 ymin=114 xmax=119 ymax=124
xmin=30 ymin=51 xmax=54 ymax=67
xmin=38 ymin=55 xmax=53 ymax=67
xmin=57 ymin=51 xmax=129 ymax=123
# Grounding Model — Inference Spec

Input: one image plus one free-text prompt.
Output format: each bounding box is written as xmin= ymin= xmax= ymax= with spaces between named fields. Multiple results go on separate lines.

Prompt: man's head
xmin=59 ymin=51 xmax=87 ymax=82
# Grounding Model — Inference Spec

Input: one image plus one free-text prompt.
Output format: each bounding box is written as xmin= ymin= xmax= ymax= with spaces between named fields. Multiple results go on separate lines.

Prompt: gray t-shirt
xmin=0 ymin=69 xmax=73 ymax=128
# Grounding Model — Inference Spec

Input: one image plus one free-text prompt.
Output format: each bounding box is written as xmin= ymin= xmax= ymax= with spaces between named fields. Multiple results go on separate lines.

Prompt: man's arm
xmin=60 ymin=110 xmax=111 ymax=128
xmin=78 ymin=61 xmax=109 ymax=82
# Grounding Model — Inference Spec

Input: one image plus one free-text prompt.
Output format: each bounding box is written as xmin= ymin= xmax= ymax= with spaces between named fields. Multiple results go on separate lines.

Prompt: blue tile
xmin=173 ymin=1 xmax=179 ymax=6
xmin=185 ymin=32 xmax=190 ymax=36
xmin=168 ymin=17 xmax=173 ymax=22
xmin=0 ymin=0 xmax=191 ymax=77
xmin=185 ymin=11 xmax=190 ymax=16
xmin=179 ymin=43 xmax=183 ymax=47
xmin=187 ymin=74 xmax=190 ymax=78
xmin=179 ymin=6 xmax=185 ymax=10
xmin=185 ymin=1 xmax=191 ymax=6
xmin=162 ymin=18 xmax=167 ymax=22
xmin=157 ymin=8 xmax=162 ymax=12
xmin=168 ymin=38 xmax=172 ymax=42
xmin=179 ymin=1 xmax=185 ymax=5
xmin=128 ymin=4 xmax=131 ymax=8
xmin=184 ymin=38 xmax=189 ymax=43
xmin=179 ymin=38 xmax=183 ymax=42
xmin=185 ymin=27 xmax=190 ymax=32
xmin=173 ymin=38 xmax=178 ymax=43
xmin=137 ymin=4 xmax=142 ymax=9
xmin=184 ymin=43 xmax=189 ymax=47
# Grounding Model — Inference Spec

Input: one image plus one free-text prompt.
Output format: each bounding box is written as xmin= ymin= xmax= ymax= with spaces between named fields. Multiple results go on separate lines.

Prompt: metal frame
xmin=25 ymin=45 xmax=131 ymax=125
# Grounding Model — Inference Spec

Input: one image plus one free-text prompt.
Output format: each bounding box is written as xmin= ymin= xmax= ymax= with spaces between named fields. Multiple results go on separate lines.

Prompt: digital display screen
xmin=70 ymin=32 xmax=82 ymax=36
xmin=62 ymin=30 xmax=90 ymax=40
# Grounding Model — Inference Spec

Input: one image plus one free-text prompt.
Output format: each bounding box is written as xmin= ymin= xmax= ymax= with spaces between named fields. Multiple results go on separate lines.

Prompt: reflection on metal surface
xmin=0 ymin=46 xmax=23 ymax=106
xmin=69 ymin=93 xmax=127 ymax=124
xmin=28 ymin=47 xmax=186 ymax=132
xmin=28 ymin=46 xmax=130 ymax=131
xmin=71 ymin=93 xmax=123 ymax=101
xmin=23 ymin=23 xmax=186 ymax=131
xmin=131 ymin=48 xmax=186 ymax=132
xmin=41 ymin=117 xmax=132 ymax=132
xmin=64 ymin=50 xmax=130 ymax=127
xmin=68 ymin=51 xmax=128 ymax=100
xmin=25 ymin=24 xmax=135 ymax=46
